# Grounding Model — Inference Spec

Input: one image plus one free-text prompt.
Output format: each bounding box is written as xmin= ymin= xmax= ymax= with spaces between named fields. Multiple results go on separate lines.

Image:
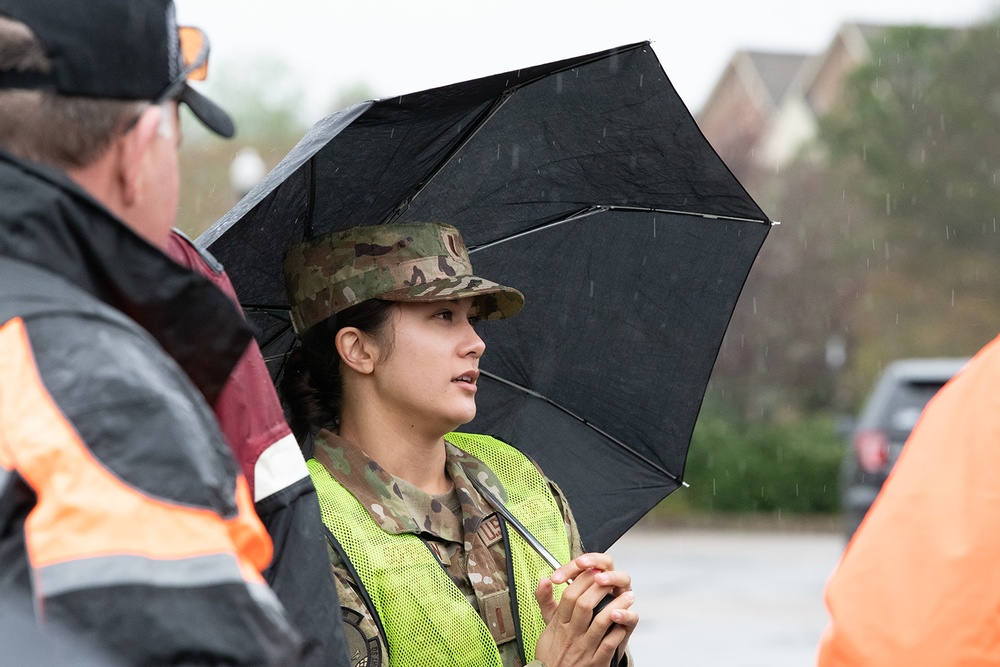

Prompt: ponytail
xmin=280 ymin=299 xmax=396 ymax=445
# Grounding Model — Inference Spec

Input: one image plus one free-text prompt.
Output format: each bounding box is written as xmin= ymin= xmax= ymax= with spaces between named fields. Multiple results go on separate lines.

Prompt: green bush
xmin=679 ymin=415 xmax=845 ymax=514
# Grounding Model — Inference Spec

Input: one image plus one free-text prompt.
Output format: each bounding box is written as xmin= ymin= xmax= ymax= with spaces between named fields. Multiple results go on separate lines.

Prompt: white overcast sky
xmin=176 ymin=0 xmax=1000 ymax=123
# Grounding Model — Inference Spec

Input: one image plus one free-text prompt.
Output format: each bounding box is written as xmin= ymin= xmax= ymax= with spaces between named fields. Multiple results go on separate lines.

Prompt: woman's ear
xmin=335 ymin=327 xmax=377 ymax=375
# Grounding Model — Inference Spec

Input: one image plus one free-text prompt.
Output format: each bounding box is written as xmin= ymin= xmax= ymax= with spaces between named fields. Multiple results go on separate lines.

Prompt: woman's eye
xmin=468 ymin=316 xmax=482 ymax=327
xmin=435 ymin=310 xmax=453 ymax=321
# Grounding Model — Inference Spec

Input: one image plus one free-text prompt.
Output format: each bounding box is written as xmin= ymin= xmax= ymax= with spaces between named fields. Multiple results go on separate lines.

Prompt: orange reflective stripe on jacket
xmin=819 ymin=335 xmax=1000 ymax=665
xmin=0 ymin=317 xmax=269 ymax=594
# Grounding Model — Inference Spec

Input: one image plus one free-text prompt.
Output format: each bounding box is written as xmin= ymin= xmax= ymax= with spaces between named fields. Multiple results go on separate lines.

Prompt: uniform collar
xmin=312 ymin=430 xmax=509 ymax=543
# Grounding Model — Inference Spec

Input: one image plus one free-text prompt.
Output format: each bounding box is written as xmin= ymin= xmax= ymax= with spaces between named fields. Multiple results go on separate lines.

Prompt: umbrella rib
xmin=479 ymin=369 xmax=688 ymax=487
xmin=242 ymin=305 xmax=291 ymax=315
xmin=388 ymin=91 xmax=517 ymax=222
xmin=258 ymin=322 xmax=294 ymax=351
xmin=469 ymin=205 xmax=768 ymax=254
xmin=389 ymin=48 xmax=646 ymax=221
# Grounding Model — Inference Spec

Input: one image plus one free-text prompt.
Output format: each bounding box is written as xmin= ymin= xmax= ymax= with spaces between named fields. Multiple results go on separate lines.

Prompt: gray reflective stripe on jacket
xmin=36 ymin=553 xmax=251 ymax=598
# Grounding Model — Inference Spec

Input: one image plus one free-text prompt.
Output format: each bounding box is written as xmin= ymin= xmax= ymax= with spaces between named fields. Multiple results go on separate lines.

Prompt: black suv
xmin=840 ymin=357 xmax=968 ymax=541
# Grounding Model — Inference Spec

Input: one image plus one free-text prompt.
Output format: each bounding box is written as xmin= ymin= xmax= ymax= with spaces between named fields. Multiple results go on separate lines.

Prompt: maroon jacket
xmin=168 ymin=231 xmax=349 ymax=667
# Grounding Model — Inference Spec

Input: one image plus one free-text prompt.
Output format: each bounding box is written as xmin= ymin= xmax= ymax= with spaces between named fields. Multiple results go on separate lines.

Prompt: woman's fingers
xmin=596 ymin=590 xmax=637 ymax=632
xmin=534 ymin=576 xmax=559 ymax=624
xmin=593 ymin=568 xmax=631 ymax=595
xmin=594 ymin=590 xmax=639 ymax=663
xmin=550 ymin=552 xmax=615 ymax=585
xmin=552 ymin=567 xmax=609 ymax=627
xmin=534 ymin=566 xmax=640 ymax=667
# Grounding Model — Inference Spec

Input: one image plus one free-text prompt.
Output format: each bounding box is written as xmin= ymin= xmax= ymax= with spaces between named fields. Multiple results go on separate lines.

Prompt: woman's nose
xmin=465 ymin=323 xmax=486 ymax=358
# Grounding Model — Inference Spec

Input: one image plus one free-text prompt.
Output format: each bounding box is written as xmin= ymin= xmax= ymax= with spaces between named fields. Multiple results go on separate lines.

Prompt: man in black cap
xmin=0 ymin=1 xmax=304 ymax=664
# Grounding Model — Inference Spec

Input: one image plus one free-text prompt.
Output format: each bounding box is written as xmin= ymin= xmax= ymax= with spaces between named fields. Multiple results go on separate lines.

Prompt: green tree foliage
xmin=823 ymin=24 xmax=1000 ymax=257
xmin=679 ymin=413 xmax=843 ymax=514
xmin=818 ymin=22 xmax=1000 ymax=387
xmin=711 ymin=21 xmax=1000 ymax=421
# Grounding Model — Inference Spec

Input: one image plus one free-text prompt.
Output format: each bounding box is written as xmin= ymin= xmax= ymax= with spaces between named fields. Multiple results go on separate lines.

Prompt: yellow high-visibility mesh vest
xmin=309 ymin=433 xmax=570 ymax=667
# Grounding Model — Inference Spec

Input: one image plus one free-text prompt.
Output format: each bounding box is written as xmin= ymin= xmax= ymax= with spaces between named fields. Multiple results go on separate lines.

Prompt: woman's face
xmin=371 ymin=297 xmax=486 ymax=433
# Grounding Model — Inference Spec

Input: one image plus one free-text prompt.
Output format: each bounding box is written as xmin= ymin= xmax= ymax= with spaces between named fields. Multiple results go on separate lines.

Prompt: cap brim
xmin=180 ymin=84 xmax=235 ymax=138
xmin=379 ymin=276 xmax=525 ymax=320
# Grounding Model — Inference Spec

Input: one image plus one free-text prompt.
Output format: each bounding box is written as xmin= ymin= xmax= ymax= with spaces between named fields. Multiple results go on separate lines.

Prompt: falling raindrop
xmin=589 ymin=280 xmax=595 ymax=298
xmin=752 ymin=298 xmax=757 ymax=314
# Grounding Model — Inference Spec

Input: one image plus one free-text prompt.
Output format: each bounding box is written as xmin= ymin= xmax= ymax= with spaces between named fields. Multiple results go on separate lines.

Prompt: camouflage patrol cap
xmin=283 ymin=222 xmax=524 ymax=334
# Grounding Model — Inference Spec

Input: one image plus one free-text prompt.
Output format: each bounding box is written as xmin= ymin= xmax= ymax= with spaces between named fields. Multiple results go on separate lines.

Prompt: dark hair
xmin=280 ymin=299 xmax=396 ymax=446
xmin=0 ymin=17 xmax=144 ymax=168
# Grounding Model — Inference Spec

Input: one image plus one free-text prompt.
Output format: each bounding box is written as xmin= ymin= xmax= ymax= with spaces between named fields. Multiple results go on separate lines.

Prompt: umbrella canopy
xmin=199 ymin=41 xmax=771 ymax=552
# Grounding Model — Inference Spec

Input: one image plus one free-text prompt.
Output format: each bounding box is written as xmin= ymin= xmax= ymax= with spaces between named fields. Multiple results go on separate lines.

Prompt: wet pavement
xmin=607 ymin=526 xmax=845 ymax=666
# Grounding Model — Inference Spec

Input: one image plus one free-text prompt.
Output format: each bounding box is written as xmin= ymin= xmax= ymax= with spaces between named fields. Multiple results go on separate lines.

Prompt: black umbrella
xmin=198 ymin=41 xmax=770 ymax=553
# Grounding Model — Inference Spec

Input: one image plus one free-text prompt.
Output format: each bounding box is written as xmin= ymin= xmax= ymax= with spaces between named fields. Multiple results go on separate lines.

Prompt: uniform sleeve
xmin=0 ymin=313 xmax=301 ymax=665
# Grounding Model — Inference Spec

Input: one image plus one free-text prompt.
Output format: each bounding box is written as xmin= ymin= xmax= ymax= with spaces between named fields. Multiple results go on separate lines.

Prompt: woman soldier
xmin=281 ymin=222 xmax=638 ymax=667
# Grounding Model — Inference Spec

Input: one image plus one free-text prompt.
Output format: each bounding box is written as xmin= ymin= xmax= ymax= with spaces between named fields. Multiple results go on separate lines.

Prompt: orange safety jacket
xmin=818 ymin=338 xmax=1000 ymax=665
xmin=0 ymin=151 xmax=300 ymax=664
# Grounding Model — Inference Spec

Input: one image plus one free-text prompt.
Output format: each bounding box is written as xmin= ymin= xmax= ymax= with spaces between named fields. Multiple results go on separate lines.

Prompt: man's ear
xmin=116 ymin=106 xmax=161 ymax=207
xmin=335 ymin=327 xmax=377 ymax=375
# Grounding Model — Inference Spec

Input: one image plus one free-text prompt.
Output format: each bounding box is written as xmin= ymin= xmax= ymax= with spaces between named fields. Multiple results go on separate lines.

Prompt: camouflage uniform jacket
xmin=312 ymin=429 xmax=584 ymax=667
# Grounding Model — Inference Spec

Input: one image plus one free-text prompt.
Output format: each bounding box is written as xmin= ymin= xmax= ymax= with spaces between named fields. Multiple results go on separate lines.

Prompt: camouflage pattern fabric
xmin=311 ymin=430 xmax=584 ymax=667
xmin=283 ymin=222 xmax=524 ymax=334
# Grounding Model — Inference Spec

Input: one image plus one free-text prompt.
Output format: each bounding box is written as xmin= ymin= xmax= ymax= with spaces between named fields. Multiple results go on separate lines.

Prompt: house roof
xmin=744 ymin=51 xmax=811 ymax=106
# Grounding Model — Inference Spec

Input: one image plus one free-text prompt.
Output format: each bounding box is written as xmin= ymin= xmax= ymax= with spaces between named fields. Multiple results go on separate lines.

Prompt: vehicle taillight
xmin=854 ymin=429 xmax=889 ymax=474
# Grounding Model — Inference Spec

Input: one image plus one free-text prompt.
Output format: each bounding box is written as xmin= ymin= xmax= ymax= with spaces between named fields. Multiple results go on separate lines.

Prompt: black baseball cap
xmin=0 ymin=0 xmax=234 ymax=137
